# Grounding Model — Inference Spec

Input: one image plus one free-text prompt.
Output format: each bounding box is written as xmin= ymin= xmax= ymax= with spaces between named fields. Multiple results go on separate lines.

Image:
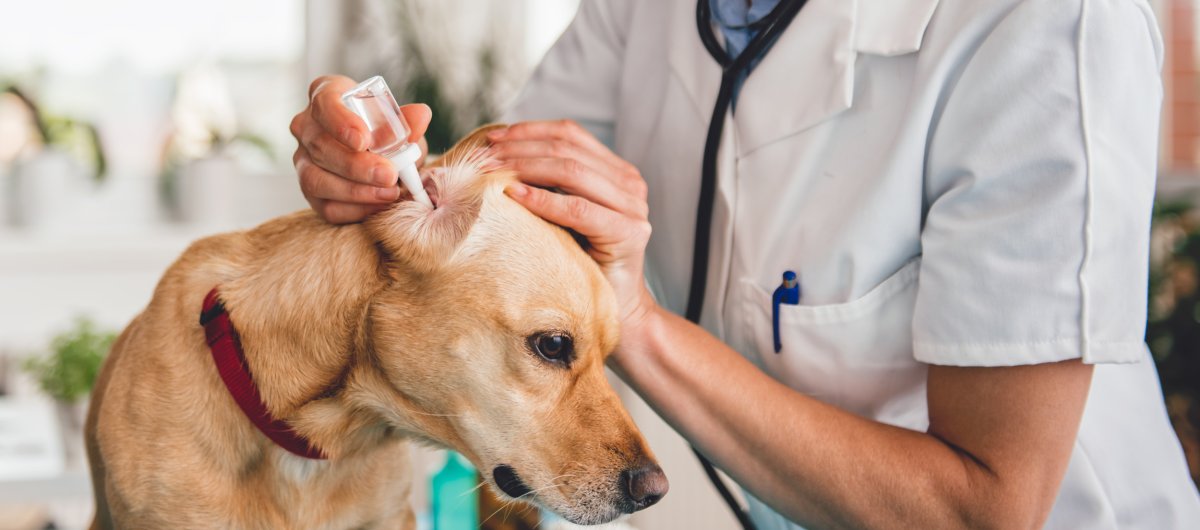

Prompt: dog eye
xmin=528 ymin=332 xmax=574 ymax=364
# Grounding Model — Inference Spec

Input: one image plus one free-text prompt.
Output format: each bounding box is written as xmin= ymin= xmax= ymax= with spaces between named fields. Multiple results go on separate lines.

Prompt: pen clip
xmin=772 ymin=271 xmax=800 ymax=353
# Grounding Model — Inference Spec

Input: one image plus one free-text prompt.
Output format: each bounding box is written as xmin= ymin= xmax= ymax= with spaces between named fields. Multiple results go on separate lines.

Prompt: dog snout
xmin=619 ymin=462 xmax=668 ymax=512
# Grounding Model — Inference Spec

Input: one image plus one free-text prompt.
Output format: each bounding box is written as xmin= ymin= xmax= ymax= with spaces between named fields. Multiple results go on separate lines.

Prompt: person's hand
xmin=492 ymin=120 xmax=657 ymax=355
xmin=290 ymin=75 xmax=432 ymax=224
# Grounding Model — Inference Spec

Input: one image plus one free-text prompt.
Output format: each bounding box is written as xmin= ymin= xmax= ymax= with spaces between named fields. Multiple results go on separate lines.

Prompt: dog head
xmin=359 ymin=126 xmax=667 ymax=524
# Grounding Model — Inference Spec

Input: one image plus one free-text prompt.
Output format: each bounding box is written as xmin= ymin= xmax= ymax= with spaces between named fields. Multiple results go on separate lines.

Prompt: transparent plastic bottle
xmin=341 ymin=76 xmax=433 ymax=208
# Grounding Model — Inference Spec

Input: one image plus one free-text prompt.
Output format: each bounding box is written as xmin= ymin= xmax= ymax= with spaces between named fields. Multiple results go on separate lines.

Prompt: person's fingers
xmin=399 ymin=103 xmax=432 ymax=143
xmin=300 ymin=127 xmax=395 ymax=187
xmin=288 ymin=110 xmax=310 ymax=143
xmin=297 ymin=152 xmax=400 ymax=204
xmin=504 ymin=183 xmax=649 ymax=246
xmin=504 ymin=157 xmax=647 ymax=220
xmin=488 ymin=119 xmax=611 ymax=159
xmin=307 ymin=198 xmax=391 ymax=225
xmin=488 ymin=120 xmax=647 ymax=199
xmin=309 ymin=76 xmax=368 ymax=151
xmin=490 ymin=139 xmax=626 ymax=181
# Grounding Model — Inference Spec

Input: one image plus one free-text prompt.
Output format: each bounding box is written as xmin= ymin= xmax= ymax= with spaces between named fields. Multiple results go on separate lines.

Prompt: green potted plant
xmin=158 ymin=65 xmax=274 ymax=227
xmin=1 ymin=84 xmax=107 ymax=230
xmin=333 ymin=0 xmax=515 ymax=154
xmin=388 ymin=10 xmax=505 ymax=154
xmin=21 ymin=317 xmax=116 ymax=465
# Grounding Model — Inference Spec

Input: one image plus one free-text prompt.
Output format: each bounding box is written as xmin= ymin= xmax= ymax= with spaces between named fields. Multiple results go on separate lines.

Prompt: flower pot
xmin=175 ymin=154 xmax=238 ymax=229
xmin=55 ymin=399 xmax=88 ymax=469
xmin=6 ymin=149 xmax=86 ymax=232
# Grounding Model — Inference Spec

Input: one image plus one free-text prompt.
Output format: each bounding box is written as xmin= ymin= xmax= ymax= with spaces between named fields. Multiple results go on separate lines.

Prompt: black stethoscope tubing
xmin=686 ymin=1 xmax=809 ymax=530
xmin=686 ymin=0 xmax=808 ymax=322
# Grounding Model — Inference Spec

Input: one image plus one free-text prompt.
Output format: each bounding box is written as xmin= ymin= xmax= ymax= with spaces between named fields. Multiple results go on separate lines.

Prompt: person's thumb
xmin=400 ymin=103 xmax=432 ymax=143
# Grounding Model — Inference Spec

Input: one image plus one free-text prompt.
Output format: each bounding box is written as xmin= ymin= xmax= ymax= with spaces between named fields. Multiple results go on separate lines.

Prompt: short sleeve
xmin=913 ymin=0 xmax=1164 ymax=366
xmin=501 ymin=0 xmax=635 ymax=146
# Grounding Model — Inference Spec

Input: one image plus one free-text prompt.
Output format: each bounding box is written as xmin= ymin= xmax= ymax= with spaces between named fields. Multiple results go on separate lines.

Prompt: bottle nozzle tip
xmin=397 ymin=164 xmax=433 ymax=208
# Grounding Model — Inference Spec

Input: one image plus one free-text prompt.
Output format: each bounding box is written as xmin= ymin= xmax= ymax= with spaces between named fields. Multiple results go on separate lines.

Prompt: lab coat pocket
xmin=739 ymin=258 xmax=928 ymax=429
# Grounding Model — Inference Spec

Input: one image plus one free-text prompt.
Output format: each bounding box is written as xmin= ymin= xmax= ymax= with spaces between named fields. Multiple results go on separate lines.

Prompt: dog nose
xmin=620 ymin=463 xmax=668 ymax=511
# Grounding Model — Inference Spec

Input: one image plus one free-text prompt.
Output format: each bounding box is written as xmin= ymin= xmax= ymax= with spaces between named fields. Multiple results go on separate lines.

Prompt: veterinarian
xmin=290 ymin=0 xmax=1200 ymax=528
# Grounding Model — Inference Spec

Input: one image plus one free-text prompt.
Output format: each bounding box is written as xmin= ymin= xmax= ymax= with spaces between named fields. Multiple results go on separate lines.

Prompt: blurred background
xmin=0 ymin=1 xmax=1198 ymax=529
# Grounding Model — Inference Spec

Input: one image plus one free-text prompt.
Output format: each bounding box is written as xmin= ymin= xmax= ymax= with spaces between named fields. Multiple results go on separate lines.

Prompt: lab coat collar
xmin=668 ymin=0 xmax=940 ymax=156
xmin=854 ymin=0 xmax=941 ymax=56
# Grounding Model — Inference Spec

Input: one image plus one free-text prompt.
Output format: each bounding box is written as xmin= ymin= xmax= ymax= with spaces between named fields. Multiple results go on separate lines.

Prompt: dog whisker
xmin=479 ymin=499 xmax=515 ymax=529
xmin=459 ymin=479 xmax=490 ymax=498
xmin=477 ymin=473 xmax=577 ymax=529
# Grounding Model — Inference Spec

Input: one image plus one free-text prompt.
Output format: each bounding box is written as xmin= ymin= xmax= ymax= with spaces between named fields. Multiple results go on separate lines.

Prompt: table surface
xmin=0 ymin=468 xmax=92 ymax=503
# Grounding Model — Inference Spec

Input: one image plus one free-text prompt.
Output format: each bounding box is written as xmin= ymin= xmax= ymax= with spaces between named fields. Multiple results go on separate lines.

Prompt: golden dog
xmin=85 ymin=126 xmax=667 ymax=529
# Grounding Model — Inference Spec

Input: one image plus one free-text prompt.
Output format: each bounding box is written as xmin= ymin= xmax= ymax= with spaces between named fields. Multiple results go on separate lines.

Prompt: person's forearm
xmin=611 ymin=306 xmax=1036 ymax=530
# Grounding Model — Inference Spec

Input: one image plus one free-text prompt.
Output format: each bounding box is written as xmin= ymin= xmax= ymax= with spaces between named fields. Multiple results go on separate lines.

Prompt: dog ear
xmin=364 ymin=124 xmax=508 ymax=275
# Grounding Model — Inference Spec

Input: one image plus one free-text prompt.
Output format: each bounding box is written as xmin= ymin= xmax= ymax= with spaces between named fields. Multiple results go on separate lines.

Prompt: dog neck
xmin=214 ymin=212 xmax=428 ymax=460
xmin=278 ymin=301 xmax=470 ymax=460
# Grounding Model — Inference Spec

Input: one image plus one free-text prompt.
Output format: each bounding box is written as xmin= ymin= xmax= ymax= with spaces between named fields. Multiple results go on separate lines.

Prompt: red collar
xmin=200 ymin=288 xmax=326 ymax=460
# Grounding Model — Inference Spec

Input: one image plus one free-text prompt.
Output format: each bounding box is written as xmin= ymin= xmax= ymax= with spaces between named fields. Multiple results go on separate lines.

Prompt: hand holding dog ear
xmin=492 ymin=120 xmax=658 ymax=344
xmin=291 ymin=75 xmax=432 ymax=224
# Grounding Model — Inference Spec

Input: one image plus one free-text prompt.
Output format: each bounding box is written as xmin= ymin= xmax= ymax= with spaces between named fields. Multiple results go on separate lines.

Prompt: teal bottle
xmin=431 ymin=451 xmax=479 ymax=530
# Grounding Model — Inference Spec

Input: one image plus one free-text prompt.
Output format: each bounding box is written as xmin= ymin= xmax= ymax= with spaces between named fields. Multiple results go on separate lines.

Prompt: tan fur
xmin=85 ymin=125 xmax=659 ymax=529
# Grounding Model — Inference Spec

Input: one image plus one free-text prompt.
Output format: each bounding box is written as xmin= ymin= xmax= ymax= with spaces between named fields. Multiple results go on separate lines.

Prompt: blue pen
xmin=772 ymin=271 xmax=801 ymax=353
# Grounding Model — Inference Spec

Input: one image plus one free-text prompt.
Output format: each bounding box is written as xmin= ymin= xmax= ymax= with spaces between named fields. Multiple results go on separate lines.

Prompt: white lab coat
xmin=505 ymin=0 xmax=1200 ymax=528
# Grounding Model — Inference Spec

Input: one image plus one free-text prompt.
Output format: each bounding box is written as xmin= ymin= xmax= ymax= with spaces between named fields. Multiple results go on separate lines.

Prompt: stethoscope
xmin=686 ymin=1 xmax=809 ymax=529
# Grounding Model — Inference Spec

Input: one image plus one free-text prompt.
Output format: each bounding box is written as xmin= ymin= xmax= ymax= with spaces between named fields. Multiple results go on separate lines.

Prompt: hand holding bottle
xmin=290 ymin=75 xmax=432 ymax=223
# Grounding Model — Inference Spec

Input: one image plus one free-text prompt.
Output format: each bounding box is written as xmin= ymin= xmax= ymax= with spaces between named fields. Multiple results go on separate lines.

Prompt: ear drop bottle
xmin=341 ymin=76 xmax=434 ymax=208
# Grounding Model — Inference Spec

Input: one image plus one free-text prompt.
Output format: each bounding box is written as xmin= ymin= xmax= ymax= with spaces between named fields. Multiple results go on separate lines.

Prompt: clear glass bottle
xmin=341 ymin=76 xmax=433 ymax=208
